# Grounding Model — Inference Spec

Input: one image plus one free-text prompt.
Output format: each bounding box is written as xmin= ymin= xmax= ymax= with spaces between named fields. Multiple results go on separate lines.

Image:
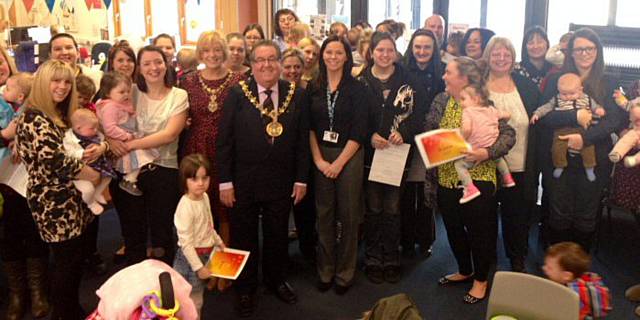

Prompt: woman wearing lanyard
xmin=309 ymin=35 xmax=366 ymax=295
xmin=359 ymin=31 xmax=427 ymax=284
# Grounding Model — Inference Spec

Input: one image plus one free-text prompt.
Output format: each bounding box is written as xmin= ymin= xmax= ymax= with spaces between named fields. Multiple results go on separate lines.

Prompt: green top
xmin=438 ymin=97 xmax=497 ymax=188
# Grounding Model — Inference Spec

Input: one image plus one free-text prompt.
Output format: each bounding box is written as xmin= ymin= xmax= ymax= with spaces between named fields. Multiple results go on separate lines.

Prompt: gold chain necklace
xmin=198 ymin=70 xmax=235 ymax=113
xmin=240 ymin=80 xmax=295 ymax=137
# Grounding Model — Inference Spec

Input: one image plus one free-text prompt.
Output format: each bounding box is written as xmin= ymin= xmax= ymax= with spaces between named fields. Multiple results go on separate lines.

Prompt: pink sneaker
xmin=460 ymin=184 xmax=481 ymax=204
xmin=502 ymin=174 xmax=516 ymax=188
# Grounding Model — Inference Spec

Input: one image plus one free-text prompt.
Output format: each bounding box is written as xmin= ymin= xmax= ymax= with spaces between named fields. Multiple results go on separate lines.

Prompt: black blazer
xmin=217 ymin=78 xmax=310 ymax=201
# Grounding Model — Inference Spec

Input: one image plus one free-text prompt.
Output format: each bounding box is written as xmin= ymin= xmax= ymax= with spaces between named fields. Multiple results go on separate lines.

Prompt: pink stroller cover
xmin=94 ymin=259 xmax=198 ymax=320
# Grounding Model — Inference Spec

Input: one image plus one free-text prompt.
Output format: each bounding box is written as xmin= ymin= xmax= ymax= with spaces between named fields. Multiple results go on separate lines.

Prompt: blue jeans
xmin=173 ymin=248 xmax=210 ymax=313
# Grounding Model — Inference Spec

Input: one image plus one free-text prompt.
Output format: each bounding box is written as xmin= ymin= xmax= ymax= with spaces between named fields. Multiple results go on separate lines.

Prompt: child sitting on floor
xmin=543 ymin=242 xmax=612 ymax=320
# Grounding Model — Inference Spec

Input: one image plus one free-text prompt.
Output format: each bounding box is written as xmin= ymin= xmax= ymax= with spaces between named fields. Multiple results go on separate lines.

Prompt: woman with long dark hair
xmin=309 ymin=35 xmax=366 ymax=294
xmin=358 ymin=31 xmax=427 ymax=284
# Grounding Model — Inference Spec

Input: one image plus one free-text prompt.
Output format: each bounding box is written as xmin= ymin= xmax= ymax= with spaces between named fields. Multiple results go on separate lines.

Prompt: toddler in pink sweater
xmin=456 ymin=83 xmax=514 ymax=203
xmin=96 ymin=72 xmax=157 ymax=196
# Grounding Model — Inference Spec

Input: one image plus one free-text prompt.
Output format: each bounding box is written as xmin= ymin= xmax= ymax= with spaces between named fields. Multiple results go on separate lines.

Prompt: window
xmin=616 ymin=0 xmax=640 ymax=28
xmin=368 ymin=0 xmax=432 ymax=31
xmin=151 ymin=0 xmax=179 ymax=42
xmin=547 ymin=0 xmax=609 ymax=44
xmin=182 ymin=0 xmax=216 ymax=44
xmin=276 ymin=0 xmax=351 ymax=30
xmin=486 ymin=0 xmax=526 ymax=59
xmin=118 ymin=0 xmax=147 ymax=40
xmin=448 ymin=0 xmax=481 ymax=31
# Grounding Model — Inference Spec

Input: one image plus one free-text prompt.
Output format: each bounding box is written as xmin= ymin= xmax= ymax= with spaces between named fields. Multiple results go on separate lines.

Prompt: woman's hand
xmin=196 ymin=266 xmax=212 ymax=280
xmin=577 ymin=109 xmax=593 ymax=130
xmin=371 ymin=133 xmax=389 ymax=149
xmin=315 ymin=159 xmax=331 ymax=173
xmin=323 ymin=161 xmax=344 ymax=179
xmin=82 ymin=143 xmax=107 ymax=163
xmin=463 ymin=148 xmax=489 ymax=166
xmin=107 ymin=138 xmax=129 ymax=157
xmin=558 ymin=133 xmax=584 ymax=151
xmin=388 ymin=131 xmax=404 ymax=145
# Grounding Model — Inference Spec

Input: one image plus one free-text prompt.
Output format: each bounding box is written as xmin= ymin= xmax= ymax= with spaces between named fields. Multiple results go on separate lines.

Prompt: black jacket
xmin=217 ymin=78 xmax=310 ymax=200
xmin=358 ymin=63 xmax=429 ymax=166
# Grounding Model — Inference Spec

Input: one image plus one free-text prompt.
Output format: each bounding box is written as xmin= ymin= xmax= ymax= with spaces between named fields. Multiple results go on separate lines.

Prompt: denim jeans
xmin=173 ymin=248 xmax=210 ymax=313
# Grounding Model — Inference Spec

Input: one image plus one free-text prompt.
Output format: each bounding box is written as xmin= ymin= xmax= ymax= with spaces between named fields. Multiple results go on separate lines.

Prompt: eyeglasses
xmin=572 ymin=46 xmax=597 ymax=55
xmin=253 ymin=57 xmax=279 ymax=65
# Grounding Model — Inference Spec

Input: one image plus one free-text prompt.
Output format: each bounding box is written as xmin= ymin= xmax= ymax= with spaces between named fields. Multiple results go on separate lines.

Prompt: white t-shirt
xmin=135 ymin=87 xmax=188 ymax=169
xmin=174 ymin=193 xmax=223 ymax=272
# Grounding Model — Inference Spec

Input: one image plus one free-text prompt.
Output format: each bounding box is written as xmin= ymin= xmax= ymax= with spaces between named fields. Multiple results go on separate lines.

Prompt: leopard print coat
xmin=16 ymin=108 xmax=93 ymax=243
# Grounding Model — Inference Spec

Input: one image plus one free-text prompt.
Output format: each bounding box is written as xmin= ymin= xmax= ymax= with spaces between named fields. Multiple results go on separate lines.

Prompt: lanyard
xmin=326 ymin=89 xmax=340 ymax=131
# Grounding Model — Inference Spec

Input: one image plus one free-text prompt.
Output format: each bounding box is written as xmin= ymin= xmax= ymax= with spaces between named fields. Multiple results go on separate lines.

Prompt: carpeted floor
xmin=2 ymin=206 xmax=639 ymax=319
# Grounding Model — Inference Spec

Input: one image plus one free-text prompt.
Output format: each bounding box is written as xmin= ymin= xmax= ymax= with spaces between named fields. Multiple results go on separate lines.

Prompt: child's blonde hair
xmin=70 ymin=108 xmax=99 ymax=129
xmin=177 ymin=48 xmax=198 ymax=71
xmin=178 ymin=153 xmax=211 ymax=194
xmin=546 ymin=241 xmax=591 ymax=279
xmin=462 ymin=83 xmax=492 ymax=107
xmin=9 ymin=72 xmax=34 ymax=98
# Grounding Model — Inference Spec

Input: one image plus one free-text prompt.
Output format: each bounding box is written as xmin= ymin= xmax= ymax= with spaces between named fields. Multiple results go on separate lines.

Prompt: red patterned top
xmin=179 ymin=70 xmax=245 ymax=221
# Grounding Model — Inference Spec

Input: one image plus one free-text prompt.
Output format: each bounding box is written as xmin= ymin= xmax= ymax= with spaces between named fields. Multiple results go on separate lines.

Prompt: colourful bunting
xmin=23 ymin=0 xmax=34 ymax=13
xmin=104 ymin=0 xmax=112 ymax=9
xmin=46 ymin=0 xmax=55 ymax=13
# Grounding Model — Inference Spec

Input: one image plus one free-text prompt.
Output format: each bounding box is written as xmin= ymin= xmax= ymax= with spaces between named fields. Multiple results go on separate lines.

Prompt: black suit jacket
xmin=217 ymin=79 xmax=310 ymax=201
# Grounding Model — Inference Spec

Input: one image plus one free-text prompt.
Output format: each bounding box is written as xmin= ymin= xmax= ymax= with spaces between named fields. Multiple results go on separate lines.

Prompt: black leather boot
xmin=26 ymin=257 xmax=50 ymax=318
xmin=4 ymin=260 xmax=27 ymax=320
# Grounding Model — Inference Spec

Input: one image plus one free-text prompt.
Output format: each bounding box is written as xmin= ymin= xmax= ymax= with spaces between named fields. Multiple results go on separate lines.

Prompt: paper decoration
xmin=85 ymin=0 xmax=102 ymax=10
xmin=23 ymin=0 xmax=34 ymax=13
xmin=103 ymin=0 xmax=112 ymax=9
xmin=45 ymin=0 xmax=55 ymax=13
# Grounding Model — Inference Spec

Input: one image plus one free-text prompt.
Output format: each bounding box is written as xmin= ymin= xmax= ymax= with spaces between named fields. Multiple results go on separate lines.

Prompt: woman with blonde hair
xmin=16 ymin=60 xmax=103 ymax=319
xmin=482 ymin=36 xmax=541 ymax=272
xmin=298 ymin=37 xmax=320 ymax=83
xmin=178 ymin=31 xmax=244 ymax=290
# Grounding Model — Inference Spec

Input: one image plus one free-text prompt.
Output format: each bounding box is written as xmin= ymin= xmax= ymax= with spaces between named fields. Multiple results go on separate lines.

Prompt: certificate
xmin=414 ymin=129 xmax=471 ymax=169
xmin=368 ymin=143 xmax=411 ymax=187
xmin=0 ymin=157 xmax=27 ymax=197
xmin=207 ymin=247 xmax=250 ymax=280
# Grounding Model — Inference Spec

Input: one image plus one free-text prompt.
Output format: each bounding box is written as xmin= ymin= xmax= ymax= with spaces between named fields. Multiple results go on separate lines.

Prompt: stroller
xmin=87 ymin=259 xmax=198 ymax=320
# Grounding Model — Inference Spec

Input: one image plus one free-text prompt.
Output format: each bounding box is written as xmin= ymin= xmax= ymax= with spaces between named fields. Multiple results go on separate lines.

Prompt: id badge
xmin=323 ymin=130 xmax=339 ymax=143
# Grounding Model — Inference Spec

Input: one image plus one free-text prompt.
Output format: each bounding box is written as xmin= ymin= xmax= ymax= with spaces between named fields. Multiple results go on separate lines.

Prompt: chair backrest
xmin=486 ymin=271 xmax=580 ymax=320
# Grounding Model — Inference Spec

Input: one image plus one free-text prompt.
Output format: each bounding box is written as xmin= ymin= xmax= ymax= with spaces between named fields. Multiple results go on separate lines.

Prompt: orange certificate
xmin=414 ymin=129 xmax=471 ymax=168
xmin=206 ymin=248 xmax=250 ymax=280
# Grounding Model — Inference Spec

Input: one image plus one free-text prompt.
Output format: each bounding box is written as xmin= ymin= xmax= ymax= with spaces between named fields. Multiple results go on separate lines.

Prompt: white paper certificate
xmin=368 ymin=143 xmax=411 ymax=187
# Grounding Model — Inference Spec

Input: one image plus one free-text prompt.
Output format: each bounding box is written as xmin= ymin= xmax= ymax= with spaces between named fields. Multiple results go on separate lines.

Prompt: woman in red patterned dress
xmin=179 ymin=31 xmax=244 ymax=290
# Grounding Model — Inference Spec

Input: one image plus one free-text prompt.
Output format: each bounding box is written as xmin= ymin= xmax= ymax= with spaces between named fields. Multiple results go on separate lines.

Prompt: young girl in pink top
xmin=455 ymin=83 xmax=515 ymax=203
xmin=96 ymin=72 xmax=157 ymax=196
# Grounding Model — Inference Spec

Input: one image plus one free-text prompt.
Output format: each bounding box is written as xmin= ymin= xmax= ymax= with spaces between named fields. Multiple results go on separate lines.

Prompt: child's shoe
xmin=88 ymin=202 xmax=104 ymax=215
xmin=502 ymin=173 xmax=516 ymax=188
xmin=460 ymin=184 xmax=481 ymax=204
xmin=624 ymin=156 xmax=638 ymax=168
xmin=119 ymin=180 xmax=143 ymax=196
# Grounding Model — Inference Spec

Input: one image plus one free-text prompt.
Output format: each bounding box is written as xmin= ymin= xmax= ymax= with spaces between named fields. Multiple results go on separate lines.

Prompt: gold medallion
xmin=208 ymin=98 xmax=218 ymax=112
xmin=266 ymin=121 xmax=283 ymax=137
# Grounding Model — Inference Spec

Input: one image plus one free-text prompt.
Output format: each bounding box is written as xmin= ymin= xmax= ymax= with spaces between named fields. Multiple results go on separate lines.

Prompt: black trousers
xmin=49 ymin=231 xmax=90 ymax=320
xmin=438 ymin=181 xmax=497 ymax=282
xmin=293 ymin=172 xmax=316 ymax=257
xmin=110 ymin=164 xmax=180 ymax=266
xmin=400 ymin=181 xmax=435 ymax=251
xmin=231 ymin=195 xmax=292 ymax=294
xmin=496 ymin=172 xmax=531 ymax=264
xmin=0 ymin=186 xmax=48 ymax=261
